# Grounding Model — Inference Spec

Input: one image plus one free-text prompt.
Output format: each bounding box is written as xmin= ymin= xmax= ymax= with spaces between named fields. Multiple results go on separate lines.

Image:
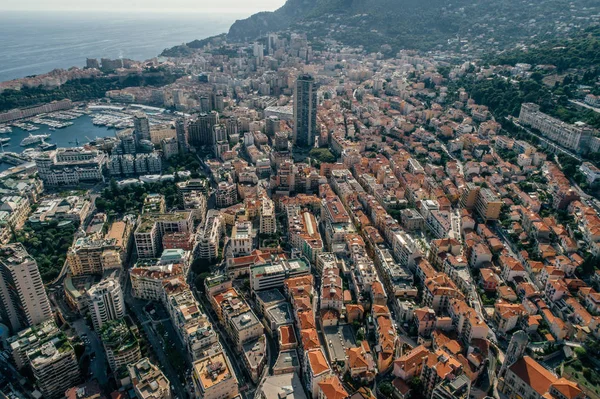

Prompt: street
xmin=124 ymin=275 xmax=190 ymax=399
xmin=72 ymin=319 xmax=109 ymax=387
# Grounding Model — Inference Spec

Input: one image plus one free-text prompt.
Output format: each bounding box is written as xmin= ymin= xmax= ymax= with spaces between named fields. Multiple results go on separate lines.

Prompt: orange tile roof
xmin=298 ymin=309 xmax=316 ymax=330
xmin=509 ymin=356 xmax=556 ymax=396
xmin=307 ymin=349 xmax=330 ymax=376
xmin=318 ymin=375 xmax=349 ymax=399
xmin=300 ymin=328 xmax=321 ymax=350
xmin=550 ymin=377 xmax=584 ymax=399
xmin=278 ymin=325 xmax=297 ymax=346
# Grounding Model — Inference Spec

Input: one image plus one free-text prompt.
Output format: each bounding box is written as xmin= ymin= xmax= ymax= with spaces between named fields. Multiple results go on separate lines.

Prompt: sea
xmin=0 ymin=11 xmax=248 ymax=82
xmin=0 ymin=10 xmax=251 ymax=172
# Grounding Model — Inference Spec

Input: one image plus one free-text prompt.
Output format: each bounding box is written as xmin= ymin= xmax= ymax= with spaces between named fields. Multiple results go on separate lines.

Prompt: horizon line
xmin=0 ymin=7 xmax=275 ymax=14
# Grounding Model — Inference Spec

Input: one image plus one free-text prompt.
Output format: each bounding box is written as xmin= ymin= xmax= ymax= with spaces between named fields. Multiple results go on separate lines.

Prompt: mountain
xmin=227 ymin=0 xmax=600 ymax=53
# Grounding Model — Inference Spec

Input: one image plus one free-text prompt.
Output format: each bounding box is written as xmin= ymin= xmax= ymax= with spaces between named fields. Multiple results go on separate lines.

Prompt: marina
xmin=0 ymin=104 xmax=178 ymax=172
xmin=0 ymin=111 xmax=117 ymax=172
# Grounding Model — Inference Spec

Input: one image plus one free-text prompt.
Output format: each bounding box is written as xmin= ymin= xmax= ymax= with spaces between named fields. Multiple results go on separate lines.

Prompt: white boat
xmin=20 ymin=133 xmax=51 ymax=147
xmin=0 ymin=138 xmax=10 ymax=144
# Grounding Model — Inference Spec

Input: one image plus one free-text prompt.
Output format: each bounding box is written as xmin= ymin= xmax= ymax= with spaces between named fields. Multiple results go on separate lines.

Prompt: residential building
xmin=195 ymin=210 xmax=223 ymax=261
xmin=35 ymin=148 xmax=106 ymax=186
xmin=100 ymin=318 xmax=141 ymax=372
xmin=215 ymin=181 xmax=237 ymax=208
xmin=256 ymin=372 xmax=307 ymax=399
xmin=88 ymin=278 xmax=125 ymax=331
xmin=127 ymin=358 xmax=171 ymax=399
xmin=134 ymin=212 xmax=192 ymax=259
xmin=27 ymin=338 xmax=81 ymax=399
xmin=67 ymin=237 xmax=122 ymax=276
xmin=192 ymin=351 xmax=239 ymax=399
xmin=250 ymin=257 xmax=311 ymax=291
xmin=231 ymin=221 xmax=254 ymax=256
xmin=475 ymin=188 xmax=502 ymax=221
xmin=133 ymin=112 xmax=151 ymax=142
xmin=0 ymin=244 xmax=52 ymax=333
xmin=304 ymin=348 xmax=331 ymax=399
xmin=293 ymin=74 xmax=318 ymax=148
xmin=519 ymin=103 xmax=593 ymax=154
xmin=500 ymin=356 xmax=584 ymax=399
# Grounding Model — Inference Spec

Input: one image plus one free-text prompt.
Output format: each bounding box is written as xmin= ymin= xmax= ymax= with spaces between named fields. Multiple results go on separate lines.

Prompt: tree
xmin=379 ymin=381 xmax=394 ymax=398
xmin=309 ymin=148 xmax=336 ymax=163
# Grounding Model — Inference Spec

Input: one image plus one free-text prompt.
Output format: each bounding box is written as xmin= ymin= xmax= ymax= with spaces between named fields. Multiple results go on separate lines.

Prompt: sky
xmin=0 ymin=0 xmax=286 ymax=13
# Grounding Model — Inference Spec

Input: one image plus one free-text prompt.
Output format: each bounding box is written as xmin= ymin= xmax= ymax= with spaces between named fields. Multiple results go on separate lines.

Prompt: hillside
xmin=227 ymin=0 xmax=599 ymax=53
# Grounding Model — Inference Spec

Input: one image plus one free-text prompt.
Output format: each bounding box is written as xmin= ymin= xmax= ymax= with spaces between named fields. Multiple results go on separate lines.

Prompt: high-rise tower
xmin=176 ymin=118 xmax=189 ymax=154
xmin=133 ymin=112 xmax=151 ymax=143
xmin=0 ymin=244 xmax=52 ymax=333
xmin=293 ymin=74 xmax=317 ymax=148
xmin=88 ymin=278 xmax=125 ymax=331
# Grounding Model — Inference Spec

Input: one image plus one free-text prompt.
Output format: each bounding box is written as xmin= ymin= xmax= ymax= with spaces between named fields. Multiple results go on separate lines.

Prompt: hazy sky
xmin=0 ymin=0 xmax=286 ymax=13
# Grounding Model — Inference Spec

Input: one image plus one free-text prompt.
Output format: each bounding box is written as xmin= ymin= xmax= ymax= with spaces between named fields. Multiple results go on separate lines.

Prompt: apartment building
xmin=100 ymin=318 xmax=141 ymax=372
xmin=134 ymin=212 xmax=192 ymax=259
xmin=501 ymin=356 xmax=583 ymax=399
xmin=195 ymin=210 xmax=223 ymax=261
xmin=215 ymin=181 xmax=238 ymax=208
xmin=519 ymin=103 xmax=593 ymax=154
xmin=27 ymin=338 xmax=81 ymax=399
xmin=259 ymin=196 xmax=276 ymax=235
xmin=250 ymin=257 xmax=311 ymax=291
xmin=8 ymin=320 xmax=61 ymax=369
xmin=128 ymin=358 xmax=172 ymax=399
xmin=165 ymin=288 xmax=218 ymax=360
xmin=304 ymin=348 xmax=331 ymax=399
xmin=35 ymin=147 xmax=106 ymax=186
xmin=0 ymin=243 xmax=52 ymax=333
xmin=0 ymin=195 xmax=30 ymax=231
xmin=88 ymin=277 xmax=125 ymax=331
xmin=474 ymin=188 xmax=502 ymax=222
xmin=192 ymin=351 xmax=239 ymax=399
xmin=67 ymin=237 xmax=122 ymax=276
xmin=231 ymin=221 xmax=254 ymax=256
xmin=130 ymin=262 xmax=184 ymax=302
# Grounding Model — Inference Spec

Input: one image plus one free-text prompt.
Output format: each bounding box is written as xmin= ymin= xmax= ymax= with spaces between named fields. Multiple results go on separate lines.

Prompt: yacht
xmin=0 ymin=137 xmax=9 ymax=144
xmin=38 ymin=140 xmax=57 ymax=151
xmin=20 ymin=133 xmax=51 ymax=147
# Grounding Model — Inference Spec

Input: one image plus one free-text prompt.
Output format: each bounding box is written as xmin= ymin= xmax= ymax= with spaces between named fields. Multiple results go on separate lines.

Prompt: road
xmin=124 ymin=275 xmax=190 ymax=399
xmin=0 ymin=356 xmax=36 ymax=399
xmin=191 ymin=287 xmax=255 ymax=399
xmin=569 ymin=99 xmax=600 ymax=114
xmin=72 ymin=319 xmax=109 ymax=387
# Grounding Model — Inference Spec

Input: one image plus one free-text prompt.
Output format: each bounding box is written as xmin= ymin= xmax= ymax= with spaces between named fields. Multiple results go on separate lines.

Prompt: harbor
xmin=0 ymin=104 xmax=178 ymax=172
xmin=0 ymin=110 xmax=115 ymax=172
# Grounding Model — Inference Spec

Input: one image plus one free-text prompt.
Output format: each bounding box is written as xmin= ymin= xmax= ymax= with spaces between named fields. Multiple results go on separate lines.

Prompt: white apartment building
xmin=88 ymin=278 xmax=125 ymax=331
xmin=27 ymin=339 xmax=81 ymax=399
xmin=195 ymin=210 xmax=223 ymax=261
xmin=35 ymin=147 xmax=106 ymax=187
xmin=250 ymin=258 xmax=311 ymax=291
xmin=0 ymin=244 xmax=53 ymax=333
xmin=231 ymin=221 xmax=254 ymax=256
xmin=259 ymin=196 xmax=276 ymax=235
xmin=519 ymin=103 xmax=594 ymax=153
